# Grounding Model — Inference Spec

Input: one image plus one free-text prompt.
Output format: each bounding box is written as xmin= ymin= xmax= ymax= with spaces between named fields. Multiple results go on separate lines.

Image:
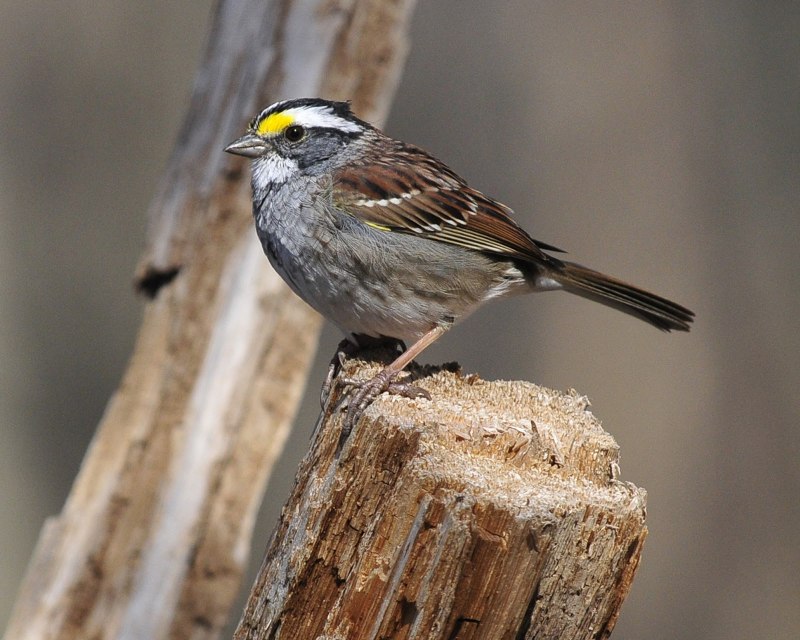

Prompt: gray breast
xmin=254 ymin=186 xmax=529 ymax=341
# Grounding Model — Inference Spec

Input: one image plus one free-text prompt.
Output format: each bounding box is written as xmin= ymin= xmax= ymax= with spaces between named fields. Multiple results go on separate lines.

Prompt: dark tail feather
xmin=553 ymin=261 xmax=694 ymax=332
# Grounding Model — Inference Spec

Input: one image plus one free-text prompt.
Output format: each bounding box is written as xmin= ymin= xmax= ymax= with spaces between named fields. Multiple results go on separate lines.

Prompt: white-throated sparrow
xmin=226 ymin=98 xmax=694 ymax=425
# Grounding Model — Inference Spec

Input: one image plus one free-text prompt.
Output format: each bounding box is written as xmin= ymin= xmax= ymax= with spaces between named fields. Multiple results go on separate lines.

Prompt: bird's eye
xmin=284 ymin=125 xmax=305 ymax=142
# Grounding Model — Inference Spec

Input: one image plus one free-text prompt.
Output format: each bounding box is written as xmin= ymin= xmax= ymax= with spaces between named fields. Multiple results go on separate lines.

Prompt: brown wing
xmin=332 ymin=143 xmax=563 ymax=264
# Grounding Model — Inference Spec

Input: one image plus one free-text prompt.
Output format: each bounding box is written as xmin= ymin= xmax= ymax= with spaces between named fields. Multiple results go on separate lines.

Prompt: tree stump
xmin=234 ymin=352 xmax=647 ymax=640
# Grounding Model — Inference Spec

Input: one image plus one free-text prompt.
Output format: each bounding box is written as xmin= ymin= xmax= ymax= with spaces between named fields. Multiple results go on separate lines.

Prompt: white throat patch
xmin=253 ymin=153 xmax=298 ymax=185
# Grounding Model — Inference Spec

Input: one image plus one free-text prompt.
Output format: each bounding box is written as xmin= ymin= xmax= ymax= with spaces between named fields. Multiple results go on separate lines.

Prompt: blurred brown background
xmin=1 ymin=2 xmax=798 ymax=638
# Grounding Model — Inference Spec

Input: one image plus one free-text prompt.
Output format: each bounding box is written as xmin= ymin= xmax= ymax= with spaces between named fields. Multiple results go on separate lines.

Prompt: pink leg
xmin=339 ymin=325 xmax=449 ymax=430
xmin=320 ymin=336 xmax=406 ymax=407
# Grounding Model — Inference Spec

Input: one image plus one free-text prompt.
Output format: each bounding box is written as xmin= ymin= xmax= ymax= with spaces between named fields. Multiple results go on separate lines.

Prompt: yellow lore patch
xmin=255 ymin=112 xmax=294 ymax=136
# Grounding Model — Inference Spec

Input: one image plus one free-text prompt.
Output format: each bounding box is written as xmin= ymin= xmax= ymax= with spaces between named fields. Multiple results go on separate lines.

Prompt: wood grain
xmin=235 ymin=354 xmax=647 ymax=640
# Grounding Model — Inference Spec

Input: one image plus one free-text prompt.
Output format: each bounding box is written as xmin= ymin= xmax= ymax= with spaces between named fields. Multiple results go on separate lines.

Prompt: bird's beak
xmin=224 ymin=132 xmax=267 ymax=158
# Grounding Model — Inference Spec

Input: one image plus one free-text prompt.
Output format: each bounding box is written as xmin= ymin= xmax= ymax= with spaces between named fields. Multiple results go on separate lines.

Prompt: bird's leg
xmin=340 ymin=324 xmax=449 ymax=430
xmin=320 ymin=335 xmax=406 ymax=407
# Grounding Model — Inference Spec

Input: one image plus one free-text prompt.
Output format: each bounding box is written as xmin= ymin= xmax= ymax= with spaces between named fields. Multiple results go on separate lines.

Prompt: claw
xmin=320 ymin=339 xmax=357 ymax=408
xmin=341 ymin=369 xmax=430 ymax=431
xmin=323 ymin=325 xmax=449 ymax=434
xmin=320 ymin=337 xmax=407 ymax=408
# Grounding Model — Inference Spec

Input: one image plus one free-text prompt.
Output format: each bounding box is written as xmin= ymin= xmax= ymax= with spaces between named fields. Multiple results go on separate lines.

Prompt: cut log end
xmin=234 ymin=352 xmax=648 ymax=640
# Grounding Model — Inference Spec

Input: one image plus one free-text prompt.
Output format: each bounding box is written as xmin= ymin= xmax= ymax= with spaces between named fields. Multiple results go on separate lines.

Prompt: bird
xmin=225 ymin=98 xmax=694 ymax=426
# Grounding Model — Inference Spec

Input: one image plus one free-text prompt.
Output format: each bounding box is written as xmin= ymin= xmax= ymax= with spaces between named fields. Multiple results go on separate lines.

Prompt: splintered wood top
xmin=347 ymin=356 xmax=638 ymax=508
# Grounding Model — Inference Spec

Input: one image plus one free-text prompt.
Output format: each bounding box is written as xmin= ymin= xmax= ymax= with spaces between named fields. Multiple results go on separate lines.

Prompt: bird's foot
xmin=320 ymin=336 xmax=406 ymax=407
xmin=339 ymin=368 xmax=431 ymax=433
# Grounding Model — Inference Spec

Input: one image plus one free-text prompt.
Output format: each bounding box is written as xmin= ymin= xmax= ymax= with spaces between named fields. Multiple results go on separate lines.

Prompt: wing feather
xmin=333 ymin=143 xmax=563 ymax=263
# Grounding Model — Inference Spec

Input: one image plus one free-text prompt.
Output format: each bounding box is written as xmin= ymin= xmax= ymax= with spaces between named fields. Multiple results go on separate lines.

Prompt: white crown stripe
xmin=277 ymin=105 xmax=362 ymax=133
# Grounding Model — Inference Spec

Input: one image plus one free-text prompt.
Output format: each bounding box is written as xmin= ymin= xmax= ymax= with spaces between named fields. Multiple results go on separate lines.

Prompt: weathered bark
xmin=234 ymin=354 xmax=647 ymax=640
xmin=4 ymin=1 xmax=417 ymax=639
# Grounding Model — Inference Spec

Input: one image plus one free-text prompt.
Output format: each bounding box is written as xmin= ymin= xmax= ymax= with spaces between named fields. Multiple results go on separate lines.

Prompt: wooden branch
xmin=4 ymin=1 xmax=417 ymax=639
xmin=235 ymin=354 xmax=647 ymax=640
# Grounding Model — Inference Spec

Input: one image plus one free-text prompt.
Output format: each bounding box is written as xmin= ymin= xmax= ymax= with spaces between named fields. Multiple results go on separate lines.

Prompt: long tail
xmin=552 ymin=261 xmax=694 ymax=332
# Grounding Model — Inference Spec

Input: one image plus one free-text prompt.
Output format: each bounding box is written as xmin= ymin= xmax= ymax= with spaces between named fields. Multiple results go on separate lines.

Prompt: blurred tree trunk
xmin=3 ymin=1 xmax=417 ymax=639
